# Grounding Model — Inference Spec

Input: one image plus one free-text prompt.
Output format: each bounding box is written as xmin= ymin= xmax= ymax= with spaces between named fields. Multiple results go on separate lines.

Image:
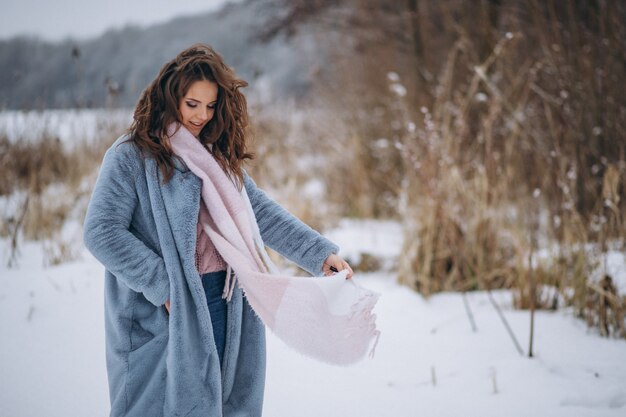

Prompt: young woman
xmin=84 ymin=44 xmax=377 ymax=417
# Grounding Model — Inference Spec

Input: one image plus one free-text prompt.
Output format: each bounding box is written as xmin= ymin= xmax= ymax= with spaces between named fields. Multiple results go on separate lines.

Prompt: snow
xmin=1 ymin=220 xmax=625 ymax=416
xmin=607 ymin=250 xmax=626 ymax=294
xmin=0 ymin=109 xmax=131 ymax=147
xmin=535 ymin=244 xmax=626 ymax=295
xmin=0 ymin=241 xmax=108 ymax=415
xmin=324 ymin=218 xmax=404 ymax=268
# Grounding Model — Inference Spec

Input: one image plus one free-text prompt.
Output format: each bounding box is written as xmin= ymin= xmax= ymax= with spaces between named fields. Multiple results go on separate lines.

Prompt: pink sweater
xmin=195 ymin=205 xmax=227 ymax=274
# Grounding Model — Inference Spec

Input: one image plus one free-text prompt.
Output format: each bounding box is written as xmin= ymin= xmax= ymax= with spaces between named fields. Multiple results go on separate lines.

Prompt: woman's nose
xmin=196 ymin=109 xmax=209 ymax=121
xmin=199 ymin=108 xmax=214 ymax=122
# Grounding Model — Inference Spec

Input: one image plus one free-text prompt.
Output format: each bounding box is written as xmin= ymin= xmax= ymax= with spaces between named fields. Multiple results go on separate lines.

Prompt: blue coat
xmin=83 ymin=136 xmax=339 ymax=417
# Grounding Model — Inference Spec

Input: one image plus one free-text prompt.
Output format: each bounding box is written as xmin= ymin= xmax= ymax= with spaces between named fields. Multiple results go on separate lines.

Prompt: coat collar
xmin=147 ymin=156 xmax=201 ymax=268
xmin=173 ymin=155 xmax=190 ymax=173
xmin=168 ymin=168 xmax=201 ymax=261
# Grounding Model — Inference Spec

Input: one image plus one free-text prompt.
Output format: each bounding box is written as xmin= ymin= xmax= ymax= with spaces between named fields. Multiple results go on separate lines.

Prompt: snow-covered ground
xmin=1 ymin=220 xmax=625 ymax=417
xmin=0 ymin=109 xmax=131 ymax=147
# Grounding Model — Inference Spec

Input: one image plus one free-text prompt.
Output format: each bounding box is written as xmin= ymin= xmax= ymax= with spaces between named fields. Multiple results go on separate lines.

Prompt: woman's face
xmin=178 ymin=80 xmax=219 ymax=137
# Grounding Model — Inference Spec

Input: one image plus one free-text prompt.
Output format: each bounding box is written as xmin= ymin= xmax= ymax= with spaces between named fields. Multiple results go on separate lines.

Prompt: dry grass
xmin=0 ymin=116 xmax=123 ymax=267
xmin=247 ymin=101 xmax=343 ymax=233
xmin=305 ymin=0 xmax=626 ymax=338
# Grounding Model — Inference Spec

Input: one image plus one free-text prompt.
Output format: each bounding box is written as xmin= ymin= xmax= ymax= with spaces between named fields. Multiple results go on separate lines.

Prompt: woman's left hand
xmin=323 ymin=254 xmax=354 ymax=279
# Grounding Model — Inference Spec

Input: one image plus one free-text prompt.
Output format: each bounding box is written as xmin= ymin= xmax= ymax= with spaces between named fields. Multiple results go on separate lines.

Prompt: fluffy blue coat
xmin=83 ymin=136 xmax=339 ymax=416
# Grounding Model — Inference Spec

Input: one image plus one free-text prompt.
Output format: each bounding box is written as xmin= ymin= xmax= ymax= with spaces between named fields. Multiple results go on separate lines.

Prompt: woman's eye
xmin=186 ymin=102 xmax=197 ymax=108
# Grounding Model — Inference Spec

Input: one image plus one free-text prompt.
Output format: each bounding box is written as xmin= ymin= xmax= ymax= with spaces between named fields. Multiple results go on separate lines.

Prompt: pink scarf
xmin=168 ymin=124 xmax=380 ymax=365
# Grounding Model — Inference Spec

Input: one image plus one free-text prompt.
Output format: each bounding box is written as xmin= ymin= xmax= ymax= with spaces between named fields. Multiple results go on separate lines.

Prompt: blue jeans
xmin=201 ymin=270 xmax=228 ymax=367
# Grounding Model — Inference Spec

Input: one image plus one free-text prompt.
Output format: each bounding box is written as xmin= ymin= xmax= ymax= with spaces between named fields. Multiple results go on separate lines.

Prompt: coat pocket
xmin=124 ymin=297 xmax=169 ymax=416
xmin=125 ymin=330 xmax=168 ymax=416
xmin=130 ymin=293 xmax=169 ymax=352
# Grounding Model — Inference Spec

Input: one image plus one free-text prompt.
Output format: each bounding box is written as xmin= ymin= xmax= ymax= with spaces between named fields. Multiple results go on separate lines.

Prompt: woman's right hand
xmin=165 ymin=299 xmax=171 ymax=314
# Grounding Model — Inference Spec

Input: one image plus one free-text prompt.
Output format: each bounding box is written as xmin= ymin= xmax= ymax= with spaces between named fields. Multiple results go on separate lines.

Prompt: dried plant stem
xmin=586 ymin=281 xmax=626 ymax=338
xmin=491 ymin=368 xmax=498 ymax=394
xmin=8 ymin=194 xmax=29 ymax=268
xmin=431 ymin=366 xmax=437 ymax=386
xmin=462 ymin=292 xmax=478 ymax=332
xmin=488 ymin=290 xmax=524 ymax=356
xmin=528 ymin=244 xmax=536 ymax=358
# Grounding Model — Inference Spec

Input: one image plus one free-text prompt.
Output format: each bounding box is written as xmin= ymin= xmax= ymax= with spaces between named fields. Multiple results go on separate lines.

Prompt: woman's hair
xmin=127 ymin=43 xmax=254 ymax=187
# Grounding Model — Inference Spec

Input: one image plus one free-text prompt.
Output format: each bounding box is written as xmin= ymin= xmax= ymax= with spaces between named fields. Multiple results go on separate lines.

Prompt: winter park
xmin=1 ymin=1 xmax=626 ymax=416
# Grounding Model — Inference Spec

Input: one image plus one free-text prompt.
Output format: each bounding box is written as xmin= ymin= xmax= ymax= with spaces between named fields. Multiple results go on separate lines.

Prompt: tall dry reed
xmin=308 ymin=0 xmax=626 ymax=338
xmin=0 ymin=114 xmax=124 ymax=266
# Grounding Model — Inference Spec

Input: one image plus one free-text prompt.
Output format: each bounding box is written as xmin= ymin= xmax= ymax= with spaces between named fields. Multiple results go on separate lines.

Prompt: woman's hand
xmin=323 ymin=254 xmax=354 ymax=279
xmin=165 ymin=299 xmax=171 ymax=314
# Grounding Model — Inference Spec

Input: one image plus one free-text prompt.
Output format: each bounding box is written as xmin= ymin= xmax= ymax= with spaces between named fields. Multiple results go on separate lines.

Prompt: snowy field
xmin=1 ymin=220 xmax=625 ymax=417
xmin=0 ymin=109 xmax=132 ymax=146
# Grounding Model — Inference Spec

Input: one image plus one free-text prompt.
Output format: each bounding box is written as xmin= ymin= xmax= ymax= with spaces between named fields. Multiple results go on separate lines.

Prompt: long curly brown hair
xmin=127 ymin=44 xmax=254 ymax=187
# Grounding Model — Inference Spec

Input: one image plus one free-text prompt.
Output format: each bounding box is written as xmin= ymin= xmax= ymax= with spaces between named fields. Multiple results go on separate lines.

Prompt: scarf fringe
xmin=223 ymin=264 xmax=237 ymax=302
xmin=350 ymin=285 xmax=381 ymax=359
xmin=369 ymin=330 xmax=381 ymax=359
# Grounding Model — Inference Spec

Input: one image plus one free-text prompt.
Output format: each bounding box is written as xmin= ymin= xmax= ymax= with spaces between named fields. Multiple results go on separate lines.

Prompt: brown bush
xmin=306 ymin=0 xmax=625 ymax=337
xmin=1 ymin=117 xmax=122 ymax=266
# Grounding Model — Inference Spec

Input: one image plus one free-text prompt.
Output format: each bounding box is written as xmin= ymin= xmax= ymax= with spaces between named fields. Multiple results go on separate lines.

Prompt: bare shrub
xmin=43 ymin=236 xmax=80 ymax=267
xmin=0 ymin=133 xmax=68 ymax=196
xmin=247 ymin=101 xmax=342 ymax=232
xmin=0 ymin=112 xmax=123 ymax=267
xmin=307 ymin=1 xmax=626 ymax=337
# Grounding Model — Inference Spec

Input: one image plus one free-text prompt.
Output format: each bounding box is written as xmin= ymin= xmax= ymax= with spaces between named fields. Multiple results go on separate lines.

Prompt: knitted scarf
xmin=168 ymin=124 xmax=380 ymax=365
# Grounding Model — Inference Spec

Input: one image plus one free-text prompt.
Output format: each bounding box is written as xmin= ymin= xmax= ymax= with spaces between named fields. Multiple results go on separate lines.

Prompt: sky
xmin=0 ymin=0 xmax=239 ymax=41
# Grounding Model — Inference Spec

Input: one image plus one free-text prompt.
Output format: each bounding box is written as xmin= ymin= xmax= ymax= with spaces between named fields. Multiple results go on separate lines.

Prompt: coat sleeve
xmin=83 ymin=143 xmax=170 ymax=306
xmin=243 ymin=173 xmax=339 ymax=276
